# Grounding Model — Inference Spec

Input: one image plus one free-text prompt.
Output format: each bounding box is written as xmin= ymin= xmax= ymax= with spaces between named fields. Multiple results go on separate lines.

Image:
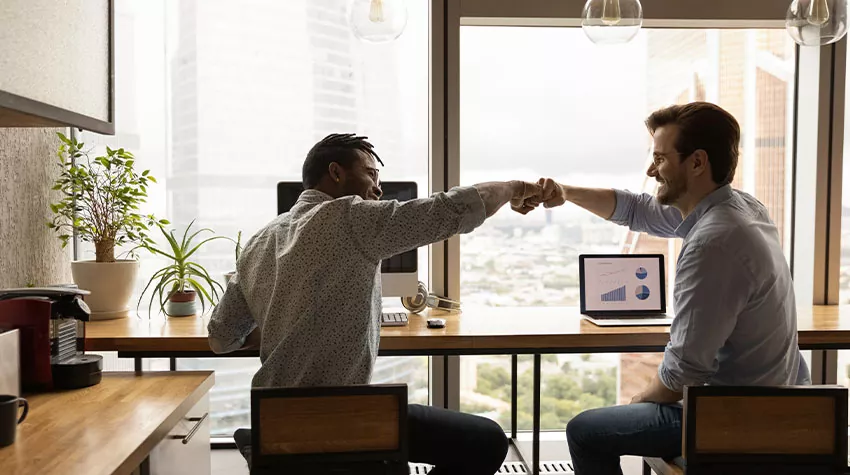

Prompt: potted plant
xmin=48 ymin=133 xmax=167 ymax=320
xmin=139 ymin=220 xmax=229 ymax=317
xmin=224 ymin=230 xmax=242 ymax=285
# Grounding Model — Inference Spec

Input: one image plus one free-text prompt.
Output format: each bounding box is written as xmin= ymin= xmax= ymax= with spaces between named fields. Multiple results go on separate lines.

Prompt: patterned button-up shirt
xmin=208 ymin=187 xmax=486 ymax=387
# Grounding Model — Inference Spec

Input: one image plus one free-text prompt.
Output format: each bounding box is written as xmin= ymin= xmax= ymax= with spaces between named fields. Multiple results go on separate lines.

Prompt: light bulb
xmin=369 ymin=0 xmax=384 ymax=23
xmin=348 ymin=0 xmax=408 ymax=44
xmin=786 ymin=0 xmax=848 ymax=46
xmin=807 ymin=0 xmax=830 ymax=26
xmin=582 ymin=0 xmax=643 ymax=45
xmin=601 ymin=0 xmax=622 ymax=26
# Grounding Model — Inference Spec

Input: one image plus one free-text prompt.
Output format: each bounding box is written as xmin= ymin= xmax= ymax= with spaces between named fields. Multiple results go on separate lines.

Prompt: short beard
xmin=656 ymin=180 xmax=685 ymax=205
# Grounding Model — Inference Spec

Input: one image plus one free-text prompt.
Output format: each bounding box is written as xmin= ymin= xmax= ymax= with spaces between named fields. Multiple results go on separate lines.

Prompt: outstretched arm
xmin=350 ymin=181 xmax=542 ymax=262
xmin=537 ymin=178 xmax=683 ymax=238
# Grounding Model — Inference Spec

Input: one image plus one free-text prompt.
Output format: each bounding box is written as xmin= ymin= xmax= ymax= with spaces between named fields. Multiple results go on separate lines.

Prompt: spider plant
xmin=138 ymin=220 xmax=231 ymax=316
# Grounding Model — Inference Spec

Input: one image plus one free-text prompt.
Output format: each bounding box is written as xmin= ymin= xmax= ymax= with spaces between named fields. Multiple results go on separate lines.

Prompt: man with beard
xmin=532 ymin=102 xmax=810 ymax=475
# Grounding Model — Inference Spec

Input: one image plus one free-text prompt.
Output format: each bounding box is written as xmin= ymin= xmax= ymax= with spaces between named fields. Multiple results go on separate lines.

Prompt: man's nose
xmin=646 ymin=164 xmax=657 ymax=177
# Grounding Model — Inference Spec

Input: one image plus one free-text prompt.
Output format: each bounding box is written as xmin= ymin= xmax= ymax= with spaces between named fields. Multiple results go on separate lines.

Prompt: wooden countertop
xmin=84 ymin=305 xmax=850 ymax=354
xmin=0 ymin=371 xmax=215 ymax=475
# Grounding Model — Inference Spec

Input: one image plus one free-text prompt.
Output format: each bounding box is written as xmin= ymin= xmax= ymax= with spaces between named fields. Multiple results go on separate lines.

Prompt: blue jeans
xmin=566 ymin=403 xmax=683 ymax=475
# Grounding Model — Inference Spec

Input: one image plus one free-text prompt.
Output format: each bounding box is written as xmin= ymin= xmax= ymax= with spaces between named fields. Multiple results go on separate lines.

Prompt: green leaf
xmin=183 ymin=235 xmax=228 ymax=261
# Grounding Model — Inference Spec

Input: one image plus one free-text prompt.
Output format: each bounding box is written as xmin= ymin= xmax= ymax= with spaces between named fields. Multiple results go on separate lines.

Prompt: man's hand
xmin=631 ymin=373 xmax=683 ymax=405
xmin=510 ymin=181 xmax=544 ymax=215
xmin=538 ymin=178 xmax=567 ymax=208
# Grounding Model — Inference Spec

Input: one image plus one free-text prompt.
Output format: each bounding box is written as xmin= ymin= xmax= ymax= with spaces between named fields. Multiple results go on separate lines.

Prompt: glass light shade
xmin=581 ymin=0 xmax=643 ymax=45
xmin=348 ymin=0 xmax=408 ymax=43
xmin=786 ymin=0 xmax=848 ymax=46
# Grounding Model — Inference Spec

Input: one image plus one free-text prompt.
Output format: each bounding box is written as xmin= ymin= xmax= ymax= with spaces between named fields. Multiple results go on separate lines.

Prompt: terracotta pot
xmin=165 ymin=290 xmax=197 ymax=317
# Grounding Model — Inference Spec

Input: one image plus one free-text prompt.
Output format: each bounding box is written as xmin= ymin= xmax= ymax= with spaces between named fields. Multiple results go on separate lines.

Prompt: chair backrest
xmin=683 ymin=385 xmax=848 ymax=474
xmin=250 ymin=384 xmax=408 ymax=474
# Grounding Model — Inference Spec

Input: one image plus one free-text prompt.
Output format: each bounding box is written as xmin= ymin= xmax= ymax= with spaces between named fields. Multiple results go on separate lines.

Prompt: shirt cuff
xmin=608 ymin=189 xmax=636 ymax=226
xmin=658 ymin=355 xmax=684 ymax=393
xmin=447 ymin=186 xmax=486 ymax=233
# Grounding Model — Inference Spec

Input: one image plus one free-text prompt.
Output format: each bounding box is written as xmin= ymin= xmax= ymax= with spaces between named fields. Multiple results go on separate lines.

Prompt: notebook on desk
xmin=579 ymin=254 xmax=673 ymax=327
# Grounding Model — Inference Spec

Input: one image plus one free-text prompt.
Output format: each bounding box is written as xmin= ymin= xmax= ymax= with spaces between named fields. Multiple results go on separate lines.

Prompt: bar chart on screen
xmin=601 ymin=285 xmax=627 ymax=302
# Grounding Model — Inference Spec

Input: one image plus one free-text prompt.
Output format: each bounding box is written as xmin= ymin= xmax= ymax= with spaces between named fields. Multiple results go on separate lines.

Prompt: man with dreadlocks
xmin=209 ymin=133 xmax=542 ymax=474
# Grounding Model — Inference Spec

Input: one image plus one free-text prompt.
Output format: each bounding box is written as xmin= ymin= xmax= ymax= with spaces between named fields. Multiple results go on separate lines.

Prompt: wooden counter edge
xmin=111 ymin=371 xmax=216 ymax=475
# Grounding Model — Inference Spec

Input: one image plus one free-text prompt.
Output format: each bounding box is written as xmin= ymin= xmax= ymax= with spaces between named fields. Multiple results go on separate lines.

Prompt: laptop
xmin=579 ymin=254 xmax=673 ymax=327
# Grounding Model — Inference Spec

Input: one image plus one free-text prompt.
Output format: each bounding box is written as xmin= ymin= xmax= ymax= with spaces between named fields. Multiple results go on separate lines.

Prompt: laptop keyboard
xmin=381 ymin=312 xmax=409 ymax=327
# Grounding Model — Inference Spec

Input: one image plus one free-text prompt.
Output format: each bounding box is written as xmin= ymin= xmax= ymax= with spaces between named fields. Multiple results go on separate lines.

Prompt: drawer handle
xmin=170 ymin=412 xmax=209 ymax=445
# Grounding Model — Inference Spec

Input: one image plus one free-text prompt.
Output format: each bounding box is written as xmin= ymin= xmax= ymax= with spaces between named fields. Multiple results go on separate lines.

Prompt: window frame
xmin=430 ymin=0 xmax=846 ymax=408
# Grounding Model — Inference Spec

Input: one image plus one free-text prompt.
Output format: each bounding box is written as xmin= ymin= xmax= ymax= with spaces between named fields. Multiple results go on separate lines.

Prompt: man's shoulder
xmin=694 ymin=191 xmax=772 ymax=238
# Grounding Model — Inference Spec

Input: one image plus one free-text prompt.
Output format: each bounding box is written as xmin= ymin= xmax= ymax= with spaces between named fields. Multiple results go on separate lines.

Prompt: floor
xmin=210 ymin=448 xmax=646 ymax=475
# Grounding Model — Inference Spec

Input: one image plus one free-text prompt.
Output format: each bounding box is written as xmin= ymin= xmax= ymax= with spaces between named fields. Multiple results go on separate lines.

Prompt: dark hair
xmin=301 ymin=133 xmax=384 ymax=189
xmin=645 ymin=102 xmax=740 ymax=186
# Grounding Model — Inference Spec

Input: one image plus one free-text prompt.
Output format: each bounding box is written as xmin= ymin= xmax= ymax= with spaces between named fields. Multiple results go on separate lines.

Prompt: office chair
xmin=234 ymin=384 xmax=409 ymax=475
xmin=643 ymin=385 xmax=848 ymax=475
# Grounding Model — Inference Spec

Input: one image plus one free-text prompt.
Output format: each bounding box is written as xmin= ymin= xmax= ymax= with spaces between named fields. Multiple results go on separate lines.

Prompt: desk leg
xmin=532 ymin=353 xmax=541 ymax=475
xmin=511 ymin=354 xmax=518 ymax=440
xmin=134 ymin=357 xmax=142 ymax=373
xmin=170 ymin=357 xmax=177 ymax=371
xmin=811 ymin=350 xmax=838 ymax=385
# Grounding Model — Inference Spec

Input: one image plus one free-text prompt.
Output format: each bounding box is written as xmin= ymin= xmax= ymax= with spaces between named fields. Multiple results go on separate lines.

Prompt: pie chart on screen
xmin=635 ymin=285 xmax=651 ymax=300
xmin=636 ymin=267 xmax=647 ymax=279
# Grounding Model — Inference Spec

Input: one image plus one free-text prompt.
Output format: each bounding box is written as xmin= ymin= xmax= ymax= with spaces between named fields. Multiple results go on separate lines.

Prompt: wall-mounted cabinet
xmin=0 ymin=0 xmax=114 ymax=134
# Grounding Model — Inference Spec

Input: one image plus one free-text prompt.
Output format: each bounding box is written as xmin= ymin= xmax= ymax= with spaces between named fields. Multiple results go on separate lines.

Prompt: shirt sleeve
xmin=347 ymin=185 xmax=487 ymax=262
xmin=609 ymin=189 xmax=684 ymax=239
xmin=658 ymin=244 xmax=751 ymax=392
xmin=207 ymin=274 xmax=257 ymax=354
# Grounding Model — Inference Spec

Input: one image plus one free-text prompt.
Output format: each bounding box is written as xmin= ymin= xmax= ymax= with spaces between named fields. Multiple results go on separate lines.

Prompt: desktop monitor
xmin=276 ymin=181 xmax=419 ymax=298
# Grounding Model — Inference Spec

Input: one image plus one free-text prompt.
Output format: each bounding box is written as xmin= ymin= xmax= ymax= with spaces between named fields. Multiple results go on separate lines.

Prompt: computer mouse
xmin=427 ymin=318 xmax=446 ymax=329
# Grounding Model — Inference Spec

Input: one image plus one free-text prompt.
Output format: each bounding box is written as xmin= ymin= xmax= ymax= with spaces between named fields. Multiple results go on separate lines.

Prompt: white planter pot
xmin=71 ymin=260 xmax=139 ymax=320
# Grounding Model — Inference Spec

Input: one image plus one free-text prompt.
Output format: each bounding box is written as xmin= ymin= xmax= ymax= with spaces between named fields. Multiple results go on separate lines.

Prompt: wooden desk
xmin=0 ymin=372 xmax=214 ymax=475
xmin=83 ymin=306 xmax=850 ymax=475
xmin=85 ymin=305 xmax=850 ymax=356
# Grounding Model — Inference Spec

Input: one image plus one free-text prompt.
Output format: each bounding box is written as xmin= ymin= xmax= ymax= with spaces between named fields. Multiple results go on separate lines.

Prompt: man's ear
xmin=328 ymin=162 xmax=343 ymax=183
xmin=691 ymin=150 xmax=709 ymax=177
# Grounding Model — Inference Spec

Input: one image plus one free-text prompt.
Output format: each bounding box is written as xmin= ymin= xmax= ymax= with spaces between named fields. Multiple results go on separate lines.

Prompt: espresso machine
xmin=0 ymin=287 xmax=103 ymax=392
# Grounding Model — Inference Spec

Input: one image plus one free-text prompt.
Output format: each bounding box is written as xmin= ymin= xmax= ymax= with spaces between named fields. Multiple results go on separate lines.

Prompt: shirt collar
xmin=675 ymin=185 xmax=734 ymax=237
xmin=298 ymin=189 xmax=334 ymax=204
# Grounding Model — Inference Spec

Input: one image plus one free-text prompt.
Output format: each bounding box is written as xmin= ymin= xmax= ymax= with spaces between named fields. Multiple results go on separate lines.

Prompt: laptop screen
xmin=579 ymin=254 xmax=666 ymax=315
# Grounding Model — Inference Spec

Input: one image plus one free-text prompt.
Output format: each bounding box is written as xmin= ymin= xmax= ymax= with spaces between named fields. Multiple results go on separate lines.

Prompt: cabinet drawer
xmin=150 ymin=394 xmax=210 ymax=475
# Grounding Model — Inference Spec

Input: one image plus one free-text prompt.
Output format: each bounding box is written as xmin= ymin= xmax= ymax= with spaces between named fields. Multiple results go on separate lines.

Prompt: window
xmin=837 ymin=41 xmax=850 ymax=424
xmin=83 ymin=0 xmax=430 ymax=438
xmin=458 ymin=27 xmax=795 ymax=430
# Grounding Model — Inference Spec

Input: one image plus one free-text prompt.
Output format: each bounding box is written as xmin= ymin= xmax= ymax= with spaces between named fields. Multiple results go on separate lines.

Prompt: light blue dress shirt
xmin=610 ymin=185 xmax=810 ymax=391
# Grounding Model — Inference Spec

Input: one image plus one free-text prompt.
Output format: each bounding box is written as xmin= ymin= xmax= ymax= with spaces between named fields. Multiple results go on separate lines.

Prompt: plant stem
xmin=95 ymin=239 xmax=116 ymax=263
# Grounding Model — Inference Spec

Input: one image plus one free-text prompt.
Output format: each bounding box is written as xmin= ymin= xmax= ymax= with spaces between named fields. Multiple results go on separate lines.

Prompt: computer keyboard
xmin=381 ymin=312 xmax=409 ymax=327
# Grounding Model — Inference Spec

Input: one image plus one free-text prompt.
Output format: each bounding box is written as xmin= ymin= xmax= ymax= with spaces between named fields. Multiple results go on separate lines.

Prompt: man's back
xmin=239 ymin=191 xmax=383 ymax=387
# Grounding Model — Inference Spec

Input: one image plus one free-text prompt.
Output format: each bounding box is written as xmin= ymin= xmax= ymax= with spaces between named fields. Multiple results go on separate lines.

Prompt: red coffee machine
xmin=0 ymin=287 xmax=103 ymax=392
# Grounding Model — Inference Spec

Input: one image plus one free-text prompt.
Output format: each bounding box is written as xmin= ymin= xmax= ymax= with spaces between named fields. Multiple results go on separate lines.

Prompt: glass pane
xmin=77 ymin=0 xmax=429 ymax=438
xmin=842 ymin=44 xmax=850 ymax=304
xmin=459 ymin=27 xmax=795 ymax=430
